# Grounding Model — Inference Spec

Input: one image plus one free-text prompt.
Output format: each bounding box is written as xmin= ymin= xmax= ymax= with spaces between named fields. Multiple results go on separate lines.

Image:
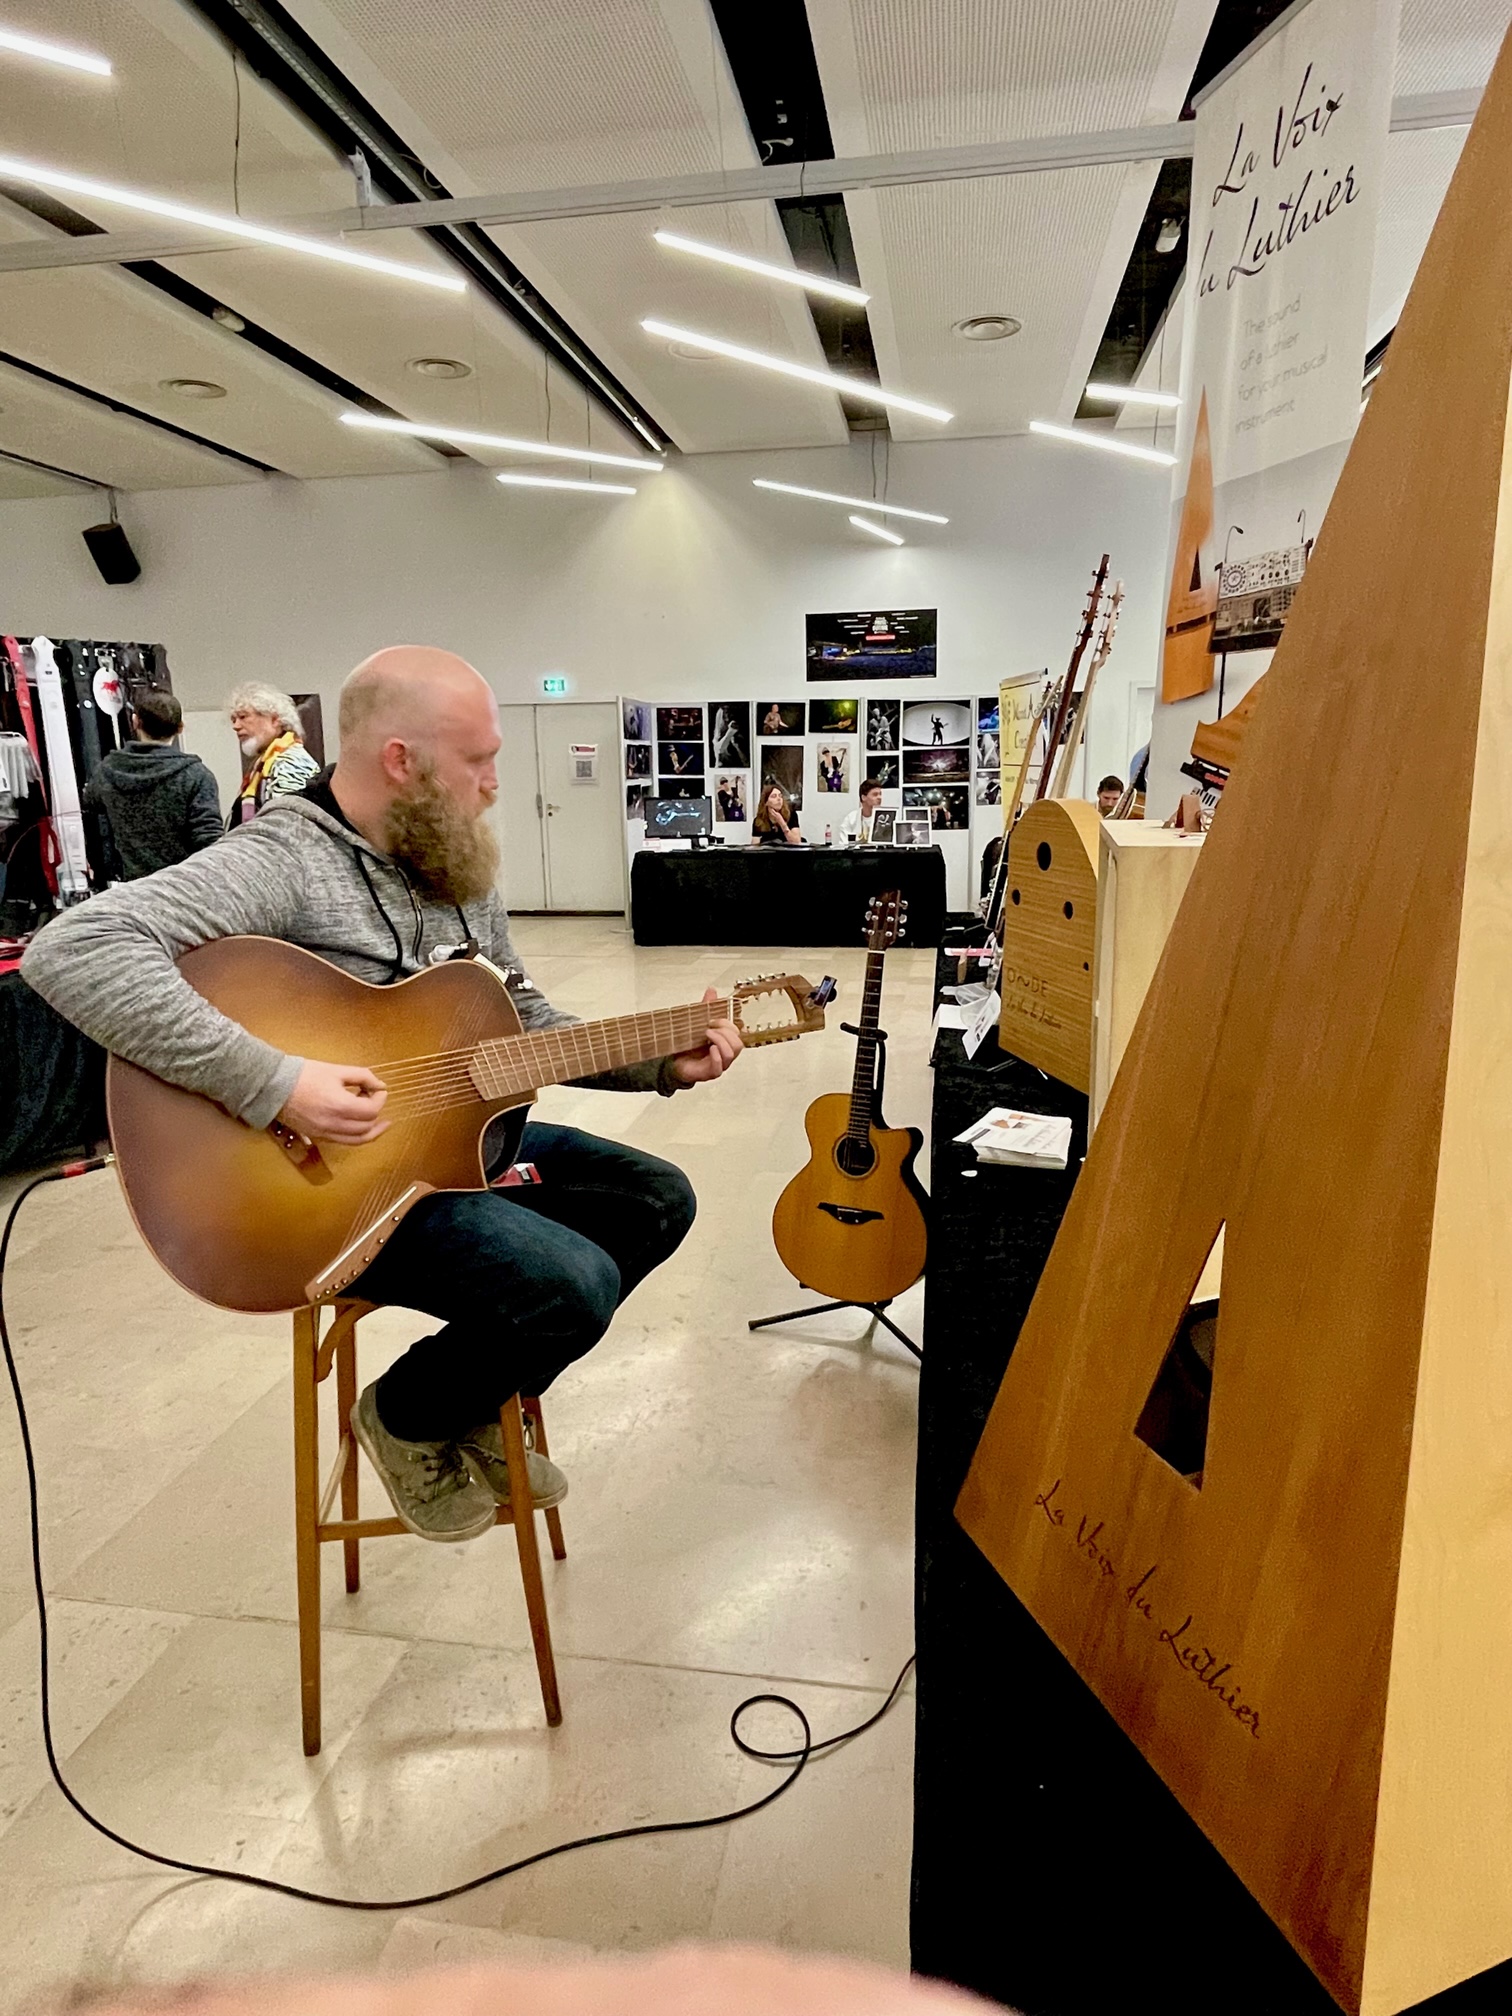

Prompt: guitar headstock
xmin=730 ymin=973 xmax=831 ymax=1045
xmin=865 ymin=887 xmax=906 ymax=951
xmin=1090 ymin=580 xmax=1125 ymax=668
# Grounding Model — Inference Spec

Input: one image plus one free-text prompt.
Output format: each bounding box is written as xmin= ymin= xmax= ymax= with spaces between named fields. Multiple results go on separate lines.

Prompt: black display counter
xmin=1 ymin=967 xmax=107 ymax=1175
xmin=630 ymin=843 xmax=946 ymax=947
xmin=912 ymin=1022 xmax=1511 ymax=2013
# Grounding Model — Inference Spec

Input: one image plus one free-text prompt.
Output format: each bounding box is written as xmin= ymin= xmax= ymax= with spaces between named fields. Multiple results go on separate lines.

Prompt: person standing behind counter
xmin=753 ymin=783 xmax=803 ymax=846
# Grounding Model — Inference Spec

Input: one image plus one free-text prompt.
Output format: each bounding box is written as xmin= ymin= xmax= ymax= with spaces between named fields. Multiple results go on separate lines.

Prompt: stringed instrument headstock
xmin=729 ymin=973 xmax=832 ymax=1045
xmin=864 ymin=887 xmax=907 ymax=952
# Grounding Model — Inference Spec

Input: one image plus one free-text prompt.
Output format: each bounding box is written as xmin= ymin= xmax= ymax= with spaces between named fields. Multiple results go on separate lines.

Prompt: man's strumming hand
xmin=279 ymin=1060 xmax=389 ymax=1143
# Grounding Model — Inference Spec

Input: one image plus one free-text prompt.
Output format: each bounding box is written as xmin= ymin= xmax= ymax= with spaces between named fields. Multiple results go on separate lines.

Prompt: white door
xmin=536 ymin=702 xmax=623 ymax=911
xmin=495 ymin=705 xmax=548 ymax=912
xmin=180 ymin=709 xmax=243 ymax=823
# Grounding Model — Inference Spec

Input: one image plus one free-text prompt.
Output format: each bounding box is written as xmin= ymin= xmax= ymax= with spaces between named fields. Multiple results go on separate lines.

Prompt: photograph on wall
xmin=905 ymin=745 xmax=970 ymax=784
xmin=807 ymin=609 xmax=938 ymax=682
xmin=623 ymin=699 xmax=652 ymax=742
xmin=815 ymin=744 xmax=851 ymax=794
xmin=625 ymin=742 xmax=651 ymax=779
xmin=902 ymin=699 xmax=971 ymax=747
xmin=708 ymin=702 xmax=751 ymax=770
xmin=657 ymin=704 xmax=703 ymax=741
xmin=976 ymin=770 xmax=1002 ymax=807
xmin=657 ymin=777 xmax=707 ymax=801
xmin=658 ymin=741 xmax=704 ymax=778
xmin=977 ymin=728 xmax=1000 ymax=772
xmin=627 ymin=782 xmax=652 ymax=819
xmin=868 ymin=755 xmax=900 ymax=791
xmin=808 ymin=696 xmax=859 ymax=735
xmin=715 ymin=773 xmax=748 ymax=823
xmin=905 ymin=783 xmax=970 ymax=830
xmin=867 ymin=699 xmax=900 ymax=752
xmin=758 ymin=741 xmax=804 ymax=810
xmin=758 ymin=701 xmax=805 ymax=737
xmin=976 ymin=696 xmax=1000 ymax=734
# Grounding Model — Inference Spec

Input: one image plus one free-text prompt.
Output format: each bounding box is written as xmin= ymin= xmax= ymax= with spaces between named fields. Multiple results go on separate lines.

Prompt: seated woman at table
xmin=753 ymin=783 xmax=803 ymax=846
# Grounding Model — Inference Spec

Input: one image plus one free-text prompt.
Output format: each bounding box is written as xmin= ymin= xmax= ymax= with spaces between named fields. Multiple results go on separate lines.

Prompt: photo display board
xmin=806 ymin=610 xmax=938 ymax=682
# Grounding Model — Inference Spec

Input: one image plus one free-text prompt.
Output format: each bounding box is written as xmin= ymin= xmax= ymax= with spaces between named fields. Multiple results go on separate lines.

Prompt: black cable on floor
xmin=0 ymin=1159 xmax=915 ymax=1911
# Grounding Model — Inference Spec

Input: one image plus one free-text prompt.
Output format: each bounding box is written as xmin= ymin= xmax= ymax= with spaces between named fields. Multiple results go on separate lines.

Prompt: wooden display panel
xmin=1090 ymin=825 xmax=1205 ymax=1129
xmin=995 ymin=798 xmax=1100 ymax=1093
xmin=959 ymin=31 xmax=1512 ymax=2015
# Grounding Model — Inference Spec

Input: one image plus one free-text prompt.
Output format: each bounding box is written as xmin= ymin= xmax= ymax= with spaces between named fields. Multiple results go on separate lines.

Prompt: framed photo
xmin=657 ymin=741 xmax=704 ymax=777
xmin=656 ymin=704 xmax=703 ymax=741
xmin=976 ymin=770 xmax=1003 ymax=807
xmin=871 ymin=807 xmax=896 ymax=844
xmin=625 ymin=742 xmax=651 ymax=779
xmin=808 ymin=696 xmax=859 ymax=735
xmin=902 ymin=700 xmax=971 ymax=747
xmin=904 ymin=745 xmax=970 ymax=784
xmin=815 ymin=743 xmax=851 ymax=794
xmin=977 ymin=729 xmax=1001 ymax=772
xmin=806 ymin=609 xmax=938 ymax=681
xmin=867 ymin=699 xmax=900 ymax=752
xmin=657 ymin=776 xmax=706 ymax=799
xmin=714 ymin=773 xmax=748 ymax=823
xmin=706 ymin=702 xmax=751 ymax=770
xmin=758 ymin=701 xmax=805 ymax=737
xmin=867 ymin=755 xmax=900 ymax=790
xmin=977 ymin=696 xmax=1000 ymax=734
xmin=622 ymin=699 xmax=652 ymax=741
xmin=905 ymin=783 xmax=970 ymax=830
xmin=758 ymin=742 xmax=804 ymax=811
xmin=627 ymin=782 xmax=652 ymax=819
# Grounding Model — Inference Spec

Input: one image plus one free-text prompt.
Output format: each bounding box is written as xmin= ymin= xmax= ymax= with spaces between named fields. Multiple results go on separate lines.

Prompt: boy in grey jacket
xmin=24 ymin=646 xmax=742 ymax=1541
xmin=83 ymin=688 xmax=222 ymax=879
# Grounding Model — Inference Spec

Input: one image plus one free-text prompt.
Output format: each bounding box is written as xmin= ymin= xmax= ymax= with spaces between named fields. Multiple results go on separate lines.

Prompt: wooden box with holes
xmin=994 ymin=799 xmax=1100 ymax=1094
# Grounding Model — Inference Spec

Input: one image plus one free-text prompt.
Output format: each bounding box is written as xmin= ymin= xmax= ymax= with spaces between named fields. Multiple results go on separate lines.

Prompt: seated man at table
xmin=23 ymin=646 xmax=743 ymax=1543
xmin=842 ymin=776 xmax=885 ymax=845
xmin=752 ymin=782 xmax=803 ymax=846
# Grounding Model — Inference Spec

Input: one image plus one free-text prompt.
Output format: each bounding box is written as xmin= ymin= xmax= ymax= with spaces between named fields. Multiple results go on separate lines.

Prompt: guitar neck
xmin=470 ymin=997 xmax=730 ymax=1101
xmin=846 ymin=952 xmax=888 ymax=1139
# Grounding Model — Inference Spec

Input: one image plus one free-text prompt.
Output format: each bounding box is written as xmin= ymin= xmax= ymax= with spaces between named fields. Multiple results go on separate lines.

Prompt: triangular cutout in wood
xmin=1133 ymin=1226 xmax=1224 ymax=1488
xmin=958 ymin=24 xmax=1512 ymax=2016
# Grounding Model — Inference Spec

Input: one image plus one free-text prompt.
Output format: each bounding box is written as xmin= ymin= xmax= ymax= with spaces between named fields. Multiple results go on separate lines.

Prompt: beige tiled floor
xmin=0 ymin=917 xmax=934 ymax=2009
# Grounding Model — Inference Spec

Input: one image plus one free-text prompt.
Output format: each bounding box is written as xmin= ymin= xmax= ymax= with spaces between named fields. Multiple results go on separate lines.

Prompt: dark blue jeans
xmin=359 ymin=1121 xmax=696 ymax=1443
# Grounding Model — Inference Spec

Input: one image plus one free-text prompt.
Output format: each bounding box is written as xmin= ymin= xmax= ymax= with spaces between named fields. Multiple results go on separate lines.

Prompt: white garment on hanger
xmin=30 ymin=637 xmax=89 ymax=897
xmin=0 ymin=731 xmax=40 ymax=802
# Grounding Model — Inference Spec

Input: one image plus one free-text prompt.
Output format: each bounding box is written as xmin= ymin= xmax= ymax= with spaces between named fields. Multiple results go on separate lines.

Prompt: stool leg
xmin=292 ymin=1308 xmax=323 ymax=1757
xmin=502 ymin=1395 xmax=561 ymax=1726
xmin=334 ymin=1326 xmax=361 ymax=1594
xmin=522 ymin=1395 xmax=567 ymax=1562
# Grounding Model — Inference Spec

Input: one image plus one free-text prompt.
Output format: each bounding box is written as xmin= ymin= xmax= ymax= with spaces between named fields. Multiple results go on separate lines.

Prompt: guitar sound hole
xmin=835 ymin=1137 xmax=877 ymax=1178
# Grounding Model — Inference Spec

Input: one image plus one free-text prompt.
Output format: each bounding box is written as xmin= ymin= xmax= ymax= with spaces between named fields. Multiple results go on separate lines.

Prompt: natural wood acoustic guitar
xmin=771 ymin=890 xmax=927 ymax=1305
xmin=106 ymin=938 xmax=827 ymax=1314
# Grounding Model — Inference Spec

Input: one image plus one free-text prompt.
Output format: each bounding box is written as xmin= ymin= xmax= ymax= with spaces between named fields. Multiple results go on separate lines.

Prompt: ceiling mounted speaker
xmin=82 ymin=519 xmax=141 ymax=585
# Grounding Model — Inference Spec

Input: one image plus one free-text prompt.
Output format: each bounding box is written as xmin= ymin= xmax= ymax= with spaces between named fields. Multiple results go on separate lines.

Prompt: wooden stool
xmin=291 ymin=1297 xmax=567 ymax=1756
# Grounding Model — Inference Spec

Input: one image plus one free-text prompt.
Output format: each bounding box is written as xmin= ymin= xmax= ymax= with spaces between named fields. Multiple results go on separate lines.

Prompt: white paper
xmin=962 ymin=989 xmax=1001 ymax=1060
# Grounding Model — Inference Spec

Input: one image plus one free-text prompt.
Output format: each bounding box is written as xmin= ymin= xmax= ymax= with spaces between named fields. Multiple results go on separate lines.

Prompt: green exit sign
xmin=542 ymin=676 xmax=568 ymax=696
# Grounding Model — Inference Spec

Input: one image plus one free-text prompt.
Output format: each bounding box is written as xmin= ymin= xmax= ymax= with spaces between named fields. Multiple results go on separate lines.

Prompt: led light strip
xmin=497 ymin=472 xmax=637 ymax=496
xmin=850 ymin=514 xmax=904 ymax=546
xmin=341 ymin=412 xmax=662 ymax=471
xmin=653 ymin=230 xmax=869 ymax=306
xmin=752 ymin=478 xmax=946 ymax=523
xmin=0 ymin=154 xmax=464 ymax=292
xmin=1029 ymin=420 xmax=1177 ymax=467
xmin=0 ymin=26 xmax=110 ymax=74
xmin=1084 ymin=381 xmax=1181 ymax=409
xmin=643 ymin=319 xmax=951 ymax=423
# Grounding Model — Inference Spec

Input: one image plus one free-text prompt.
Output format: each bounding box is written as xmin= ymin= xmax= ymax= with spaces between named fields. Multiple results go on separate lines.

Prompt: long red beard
xmin=383 ymin=768 xmax=500 ymax=907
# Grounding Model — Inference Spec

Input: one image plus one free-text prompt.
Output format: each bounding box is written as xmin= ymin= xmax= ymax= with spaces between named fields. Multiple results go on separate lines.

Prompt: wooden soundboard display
xmin=995 ymin=798 xmax=1100 ymax=1094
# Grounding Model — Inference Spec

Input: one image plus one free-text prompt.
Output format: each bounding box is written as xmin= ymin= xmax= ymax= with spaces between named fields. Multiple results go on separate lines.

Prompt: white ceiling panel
xmin=282 ymin=0 xmax=850 ymax=452
xmin=0 ymin=459 xmax=85 ymax=500
xmin=809 ymin=0 xmax=1218 ymax=441
xmin=0 ymin=357 xmax=260 ymax=491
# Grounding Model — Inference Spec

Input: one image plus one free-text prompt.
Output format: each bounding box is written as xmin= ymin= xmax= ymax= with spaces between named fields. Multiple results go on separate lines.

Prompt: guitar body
xmin=772 ymin=1092 xmax=928 ymax=1305
xmin=107 ymin=938 xmax=529 ymax=1313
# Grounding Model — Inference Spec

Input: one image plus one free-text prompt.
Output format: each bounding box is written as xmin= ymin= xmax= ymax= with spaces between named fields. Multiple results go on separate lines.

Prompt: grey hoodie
xmin=83 ymin=741 xmax=223 ymax=879
xmin=22 ymin=794 xmax=673 ymax=1130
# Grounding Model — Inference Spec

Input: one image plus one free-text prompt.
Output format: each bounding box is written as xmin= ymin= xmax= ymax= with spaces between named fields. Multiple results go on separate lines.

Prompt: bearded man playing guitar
xmin=23 ymin=647 xmax=743 ymax=1543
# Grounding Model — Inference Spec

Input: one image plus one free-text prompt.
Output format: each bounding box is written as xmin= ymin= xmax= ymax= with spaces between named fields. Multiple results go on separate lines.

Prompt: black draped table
xmin=630 ymin=843 xmax=946 ymax=947
xmin=0 ymin=968 xmax=107 ymax=1175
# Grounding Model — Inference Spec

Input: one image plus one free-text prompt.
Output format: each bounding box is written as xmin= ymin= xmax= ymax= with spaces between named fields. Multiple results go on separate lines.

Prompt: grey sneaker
xmin=460 ymin=1422 xmax=569 ymax=1510
xmin=351 ymin=1384 xmax=498 ymax=1543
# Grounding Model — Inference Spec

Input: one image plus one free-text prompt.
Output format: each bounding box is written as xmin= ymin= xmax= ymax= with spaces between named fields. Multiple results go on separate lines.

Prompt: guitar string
xmin=353 ymin=1002 xmax=742 ymax=1096
xmin=344 ymin=997 xmax=740 ymax=1083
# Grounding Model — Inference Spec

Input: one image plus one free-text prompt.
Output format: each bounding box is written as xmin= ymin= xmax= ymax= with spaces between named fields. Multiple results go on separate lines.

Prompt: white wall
xmin=0 ymin=432 xmax=1167 ymax=907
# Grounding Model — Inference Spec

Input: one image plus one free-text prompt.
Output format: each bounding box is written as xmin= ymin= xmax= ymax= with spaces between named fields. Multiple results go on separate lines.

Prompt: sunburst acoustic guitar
xmin=771 ymin=890 xmax=928 ymax=1305
xmin=106 ymin=938 xmax=827 ymax=1314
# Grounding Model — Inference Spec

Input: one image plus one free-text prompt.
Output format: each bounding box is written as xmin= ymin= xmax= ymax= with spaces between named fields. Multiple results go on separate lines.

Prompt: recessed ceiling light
xmin=954 ymin=315 xmax=1021 ymax=342
xmin=408 ymin=356 xmax=473 ymax=379
xmin=0 ymin=26 xmax=111 ymax=75
xmin=667 ymin=341 xmax=721 ymax=363
xmin=1084 ymin=381 xmax=1181 ymax=409
xmin=641 ymin=320 xmax=951 ymax=423
xmin=653 ymin=230 xmax=869 ymax=306
xmin=340 ymin=412 xmax=662 ymax=472
xmin=850 ymin=514 xmax=904 ymax=546
xmin=0 ymin=153 xmax=465 ymax=292
xmin=1029 ymin=419 xmax=1176 ymax=467
xmin=752 ymin=479 xmax=947 ymax=524
xmin=210 ymin=305 xmax=245 ymax=332
xmin=160 ymin=378 xmax=227 ymax=400
xmin=497 ymin=472 xmax=637 ymax=496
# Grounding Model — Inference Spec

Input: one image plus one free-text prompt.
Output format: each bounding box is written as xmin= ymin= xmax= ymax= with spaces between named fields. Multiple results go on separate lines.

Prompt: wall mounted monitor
xmin=806 ymin=609 xmax=937 ymax=682
xmin=646 ymin=796 xmax=713 ymax=838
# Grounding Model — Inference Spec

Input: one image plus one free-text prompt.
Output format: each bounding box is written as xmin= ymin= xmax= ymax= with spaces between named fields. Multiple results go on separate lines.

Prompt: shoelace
xmin=410 ymin=1445 xmax=472 ymax=1501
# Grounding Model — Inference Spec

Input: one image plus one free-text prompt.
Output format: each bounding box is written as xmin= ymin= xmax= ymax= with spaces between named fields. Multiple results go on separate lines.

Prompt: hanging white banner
xmin=1149 ymin=0 xmax=1400 ymax=811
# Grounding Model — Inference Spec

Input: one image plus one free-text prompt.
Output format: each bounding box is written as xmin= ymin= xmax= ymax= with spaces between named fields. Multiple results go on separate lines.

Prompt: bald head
xmin=339 ymin=645 xmax=494 ymax=757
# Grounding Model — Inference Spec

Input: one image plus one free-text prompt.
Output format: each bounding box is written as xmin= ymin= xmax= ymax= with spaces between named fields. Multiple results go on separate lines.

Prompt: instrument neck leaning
xmin=469 ymin=996 xmax=732 ymax=1101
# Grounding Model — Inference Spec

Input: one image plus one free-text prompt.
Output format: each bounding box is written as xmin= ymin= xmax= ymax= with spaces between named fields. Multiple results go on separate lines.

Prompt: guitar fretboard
xmin=469 ymin=998 xmax=732 ymax=1101
xmin=846 ymin=951 xmax=888 ymax=1143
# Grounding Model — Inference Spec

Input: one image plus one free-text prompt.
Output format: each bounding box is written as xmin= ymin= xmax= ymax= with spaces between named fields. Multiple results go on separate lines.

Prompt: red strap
xmin=1 ymin=638 xmax=43 ymax=786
